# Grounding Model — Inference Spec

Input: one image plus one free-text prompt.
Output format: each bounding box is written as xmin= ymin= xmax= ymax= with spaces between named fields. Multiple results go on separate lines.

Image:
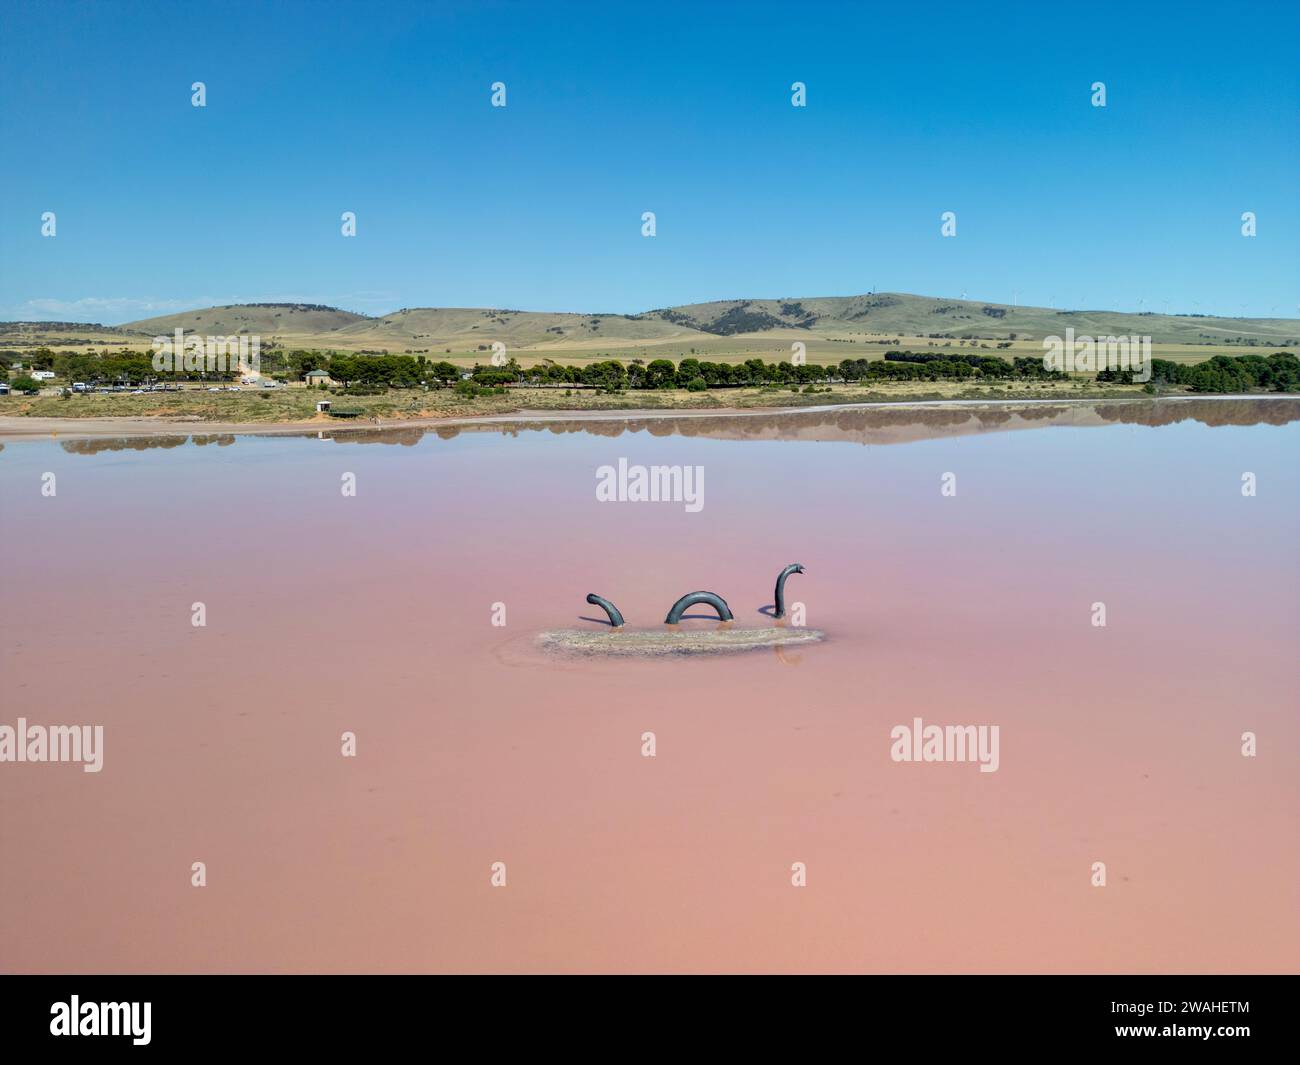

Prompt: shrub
xmin=685 ymin=377 xmax=707 ymax=392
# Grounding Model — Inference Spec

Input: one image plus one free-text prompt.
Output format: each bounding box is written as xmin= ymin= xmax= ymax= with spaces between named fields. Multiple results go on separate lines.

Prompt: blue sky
xmin=1 ymin=0 xmax=1296 ymax=323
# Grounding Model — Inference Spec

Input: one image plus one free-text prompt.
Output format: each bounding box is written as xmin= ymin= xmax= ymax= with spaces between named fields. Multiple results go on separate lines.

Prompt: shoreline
xmin=0 ymin=393 xmax=1291 ymax=444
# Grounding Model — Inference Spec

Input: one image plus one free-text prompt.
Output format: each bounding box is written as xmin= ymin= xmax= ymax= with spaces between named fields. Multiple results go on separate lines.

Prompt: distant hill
xmin=640 ymin=293 xmax=1299 ymax=345
xmin=330 ymin=306 xmax=699 ymax=348
xmin=13 ymin=294 xmax=1297 ymax=353
xmin=120 ymin=303 xmax=370 ymax=336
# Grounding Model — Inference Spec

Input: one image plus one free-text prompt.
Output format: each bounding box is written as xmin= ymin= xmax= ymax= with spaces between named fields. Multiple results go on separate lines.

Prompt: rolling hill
xmin=8 ymin=295 xmax=1294 ymax=365
xmin=119 ymin=303 xmax=370 ymax=337
xmin=640 ymin=294 xmax=1299 ymax=346
xmin=113 ymin=294 xmax=1299 ymax=348
xmin=331 ymin=306 xmax=698 ymax=348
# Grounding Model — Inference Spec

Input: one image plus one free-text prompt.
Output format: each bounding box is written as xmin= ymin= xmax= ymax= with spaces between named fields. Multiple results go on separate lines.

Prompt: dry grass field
xmin=0 ymin=376 xmax=1167 ymax=425
xmin=3 ymin=293 xmax=1295 ymax=371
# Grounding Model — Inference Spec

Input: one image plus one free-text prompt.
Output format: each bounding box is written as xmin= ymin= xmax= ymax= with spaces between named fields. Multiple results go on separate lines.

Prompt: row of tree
xmin=11 ymin=345 xmax=1298 ymax=395
xmin=1148 ymin=353 xmax=1299 ymax=392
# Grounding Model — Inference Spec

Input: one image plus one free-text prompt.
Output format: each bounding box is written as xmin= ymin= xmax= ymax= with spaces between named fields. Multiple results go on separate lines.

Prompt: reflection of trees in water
xmin=61 ymin=436 xmax=189 ymax=454
xmin=1094 ymin=398 xmax=1300 ymax=428
xmin=1017 ymin=405 xmax=1067 ymax=422
xmin=324 ymin=428 xmax=424 ymax=447
xmin=478 ymin=399 xmax=1298 ymax=440
xmin=46 ymin=398 xmax=1299 ymax=455
xmin=464 ymin=405 xmax=1054 ymax=440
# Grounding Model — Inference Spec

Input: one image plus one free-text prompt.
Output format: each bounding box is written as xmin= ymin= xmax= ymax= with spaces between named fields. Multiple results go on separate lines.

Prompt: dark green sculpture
xmin=773 ymin=563 xmax=804 ymax=619
xmin=664 ymin=591 xmax=733 ymax=624
xmin=586 ymin=593 xmax=625 ymax=628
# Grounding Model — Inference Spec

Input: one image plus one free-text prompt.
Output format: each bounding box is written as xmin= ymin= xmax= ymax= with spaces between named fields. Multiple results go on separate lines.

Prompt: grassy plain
xmin=0 ymin=377 xmax=1170 ymax=425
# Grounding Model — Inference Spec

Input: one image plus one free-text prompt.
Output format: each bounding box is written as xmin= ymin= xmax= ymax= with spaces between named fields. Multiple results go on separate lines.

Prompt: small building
xmin=31 ymin=370 xmax=56 ymax=381
xmin=316 ymin=400 xmax=331 ymax=413
xmin=305 ymin=369 xmax=335 ymax=387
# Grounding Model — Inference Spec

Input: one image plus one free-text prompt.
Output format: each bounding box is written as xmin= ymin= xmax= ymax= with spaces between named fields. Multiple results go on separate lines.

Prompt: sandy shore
xmin=0 ymin=394 xmax=1268 ymax=443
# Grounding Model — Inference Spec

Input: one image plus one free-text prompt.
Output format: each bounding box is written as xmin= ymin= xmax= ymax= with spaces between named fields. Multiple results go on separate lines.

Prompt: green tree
xmin=645 ymin=359 xmax=676 ymax=389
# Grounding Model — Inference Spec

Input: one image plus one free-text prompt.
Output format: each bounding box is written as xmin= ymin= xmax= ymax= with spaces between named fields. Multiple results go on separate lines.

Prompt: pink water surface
xmin=1 ymin=400 xmax=1296 ymax=973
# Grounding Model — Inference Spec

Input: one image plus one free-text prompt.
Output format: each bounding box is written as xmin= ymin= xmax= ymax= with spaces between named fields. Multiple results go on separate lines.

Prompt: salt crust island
xmin=539 ymin=564 xmax=825 ymax=656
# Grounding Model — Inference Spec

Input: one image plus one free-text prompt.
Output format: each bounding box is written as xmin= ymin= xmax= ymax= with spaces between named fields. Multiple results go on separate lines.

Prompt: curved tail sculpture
xmin=586 ymin=593 xmax=625 ymax=628
xmin=664 ymin=591 xmax=733 ymax=625
xmin=773 ymin=563 xmax=804 ymax=619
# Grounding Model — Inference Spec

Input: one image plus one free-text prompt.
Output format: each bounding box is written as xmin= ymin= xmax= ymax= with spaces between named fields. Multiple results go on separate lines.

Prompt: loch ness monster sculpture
xmin=664 ymin=591 xmax=734 ymax=625
xmin=549 ymin=565 xmax=822 ymax=655
xmin=773 ymin=562 xmax=804 ymax=619
xmin=585 ymin=593 xmax=625 ymax=629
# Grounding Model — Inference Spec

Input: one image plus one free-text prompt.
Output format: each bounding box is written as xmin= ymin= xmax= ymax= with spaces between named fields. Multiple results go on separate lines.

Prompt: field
xmin=3 ymin=292 xmax=1294 ymax=425
xmin=3 ymin=292 xmax=1296 ymax=371
xmin=0 ymin=377 xmax=1177 ymax=428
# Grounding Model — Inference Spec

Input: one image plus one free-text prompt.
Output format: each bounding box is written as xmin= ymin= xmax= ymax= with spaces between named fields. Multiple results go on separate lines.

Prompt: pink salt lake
xmin=1 ymin=398 xmax=1296 ymax=973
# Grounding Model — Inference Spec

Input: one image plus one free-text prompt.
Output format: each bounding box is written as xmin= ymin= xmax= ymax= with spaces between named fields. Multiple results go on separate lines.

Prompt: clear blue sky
xmin=1 ymin=0 xmax=1295 ymax=323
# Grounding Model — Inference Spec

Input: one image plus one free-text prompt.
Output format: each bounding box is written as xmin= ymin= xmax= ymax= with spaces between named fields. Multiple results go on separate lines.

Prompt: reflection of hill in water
xmin=56 ymin=398 xmax=1300 ymax=454
xmin=444 ymin=398 xmax=1300 ymax=447
xmin=1092 ymin=399 xmax=1300 ymax=428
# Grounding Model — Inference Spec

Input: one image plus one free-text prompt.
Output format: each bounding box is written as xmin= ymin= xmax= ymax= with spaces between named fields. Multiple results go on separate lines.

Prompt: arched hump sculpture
xmin=664 ymin=591 xmax=733 ymax=625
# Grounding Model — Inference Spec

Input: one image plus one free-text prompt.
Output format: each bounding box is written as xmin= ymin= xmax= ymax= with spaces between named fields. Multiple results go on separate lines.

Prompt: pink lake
xmin=1 ymin=398 xmax=1297 ymax=973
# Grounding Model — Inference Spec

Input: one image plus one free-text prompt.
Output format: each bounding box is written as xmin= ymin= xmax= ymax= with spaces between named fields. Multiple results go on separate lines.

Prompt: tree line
xmin=1148 ymin=353 xmax=1298 ymax=392
xmin=8 ymin=345 xmax=1297 ymax=395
